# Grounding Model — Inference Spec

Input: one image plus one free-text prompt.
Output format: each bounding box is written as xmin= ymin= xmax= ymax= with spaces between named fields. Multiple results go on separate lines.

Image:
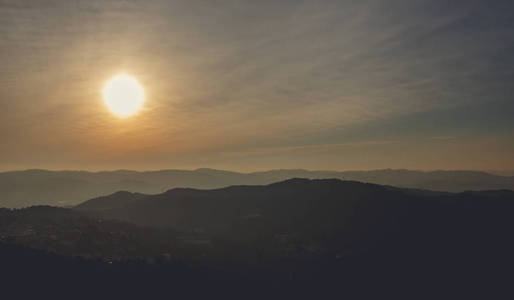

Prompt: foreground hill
xmin=76 ymin=179 xmax=451 ymax=232
xmin=1 ymin=168 xmax=514 ymax=207
xmin=77 ymin=179 xmax=514 ymax=262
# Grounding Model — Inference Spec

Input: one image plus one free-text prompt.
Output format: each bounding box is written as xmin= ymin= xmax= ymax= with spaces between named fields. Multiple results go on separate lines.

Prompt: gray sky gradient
xmin=1 ymin=0 xmax=513 ymax=171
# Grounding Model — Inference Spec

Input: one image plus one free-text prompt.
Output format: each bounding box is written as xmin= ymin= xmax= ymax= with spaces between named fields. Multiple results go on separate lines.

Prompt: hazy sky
xmin=1 ymin=0 xmax=513 ymax=172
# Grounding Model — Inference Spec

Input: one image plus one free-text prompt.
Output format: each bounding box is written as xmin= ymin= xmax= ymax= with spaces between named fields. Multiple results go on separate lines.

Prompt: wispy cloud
xmin=0 ymin=0 xmax=513 ymax=170
xmin=223 ymin=140 xmax=399 ymax=158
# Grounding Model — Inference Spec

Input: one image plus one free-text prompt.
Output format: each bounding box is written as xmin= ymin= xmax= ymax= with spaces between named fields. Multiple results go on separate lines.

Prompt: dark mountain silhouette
xmin=75 ymin=191 xmax=146 ymax=211
xmin=75 ymin=179 xmax=514 ymax=266
xmin=2 ymin=179 xmax=514 ymax=298
xmin=76 ymin=178 xmax=514 ymax=231
xmin=1 ymin=168 xmax=514 ymax=207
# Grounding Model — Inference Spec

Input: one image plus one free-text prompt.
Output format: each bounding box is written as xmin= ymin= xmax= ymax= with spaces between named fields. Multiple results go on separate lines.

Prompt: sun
xmin=103 ymin=74 xmax=144 ymax=118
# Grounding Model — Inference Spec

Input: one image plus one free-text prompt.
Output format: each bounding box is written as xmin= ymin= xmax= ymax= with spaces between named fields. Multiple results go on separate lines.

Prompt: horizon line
xmin=1 ymin=167 xmax=512 ymax=176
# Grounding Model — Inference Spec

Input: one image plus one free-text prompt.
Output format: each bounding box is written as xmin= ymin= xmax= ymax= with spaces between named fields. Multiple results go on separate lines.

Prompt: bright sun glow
xmin=103 ymin=74 xmax=144 ymax=118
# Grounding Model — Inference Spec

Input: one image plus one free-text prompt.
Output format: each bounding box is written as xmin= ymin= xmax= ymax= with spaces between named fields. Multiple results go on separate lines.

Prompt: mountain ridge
xmin=1 ymin=168 xmax=513 ymax=208
xmin=74 ymin=178 xmax=514 ymax=234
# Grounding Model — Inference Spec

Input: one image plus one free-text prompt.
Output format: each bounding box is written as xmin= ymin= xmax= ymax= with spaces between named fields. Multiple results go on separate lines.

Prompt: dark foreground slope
xmin=2 ymin=168 xmax=513 ymax=207
xmin=0 ymin=206 xmax=180 ymax=260
xmin=1 ymin=240 xmax=510 ymax=300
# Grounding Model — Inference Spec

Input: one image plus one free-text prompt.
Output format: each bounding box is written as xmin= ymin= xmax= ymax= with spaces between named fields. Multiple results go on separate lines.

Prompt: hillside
xmin=0 ymin=206 xmax=179 ymax=260
xmin=76 ymin=179 xmax=514 ymax=260
xmin=2 ymin=179 xmax=514 ymax=297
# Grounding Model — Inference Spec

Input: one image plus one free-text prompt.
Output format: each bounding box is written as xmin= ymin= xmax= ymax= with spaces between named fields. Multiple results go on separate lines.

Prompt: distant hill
xmin=1 ymin=168 xmax=513 ymax=207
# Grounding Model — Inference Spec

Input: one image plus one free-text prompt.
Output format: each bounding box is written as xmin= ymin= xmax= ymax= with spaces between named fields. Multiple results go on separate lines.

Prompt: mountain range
xmin=1 ymin=168 xmax=513 ymax=208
